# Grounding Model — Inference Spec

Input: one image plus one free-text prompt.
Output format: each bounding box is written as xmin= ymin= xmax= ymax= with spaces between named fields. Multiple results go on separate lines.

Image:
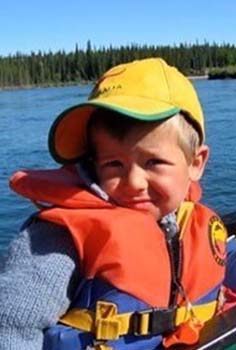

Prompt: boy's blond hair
xmin=158 ymin=113 xmax=200 ymax=163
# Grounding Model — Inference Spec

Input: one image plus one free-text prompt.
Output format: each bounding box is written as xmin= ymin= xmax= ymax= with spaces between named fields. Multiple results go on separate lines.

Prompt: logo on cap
xmin=90 ymin=67 xmax=125 ymax=99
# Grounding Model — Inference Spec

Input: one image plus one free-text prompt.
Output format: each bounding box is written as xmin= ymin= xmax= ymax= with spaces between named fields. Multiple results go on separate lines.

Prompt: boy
xmin=0 ymin=58 xmax=232 ymax=350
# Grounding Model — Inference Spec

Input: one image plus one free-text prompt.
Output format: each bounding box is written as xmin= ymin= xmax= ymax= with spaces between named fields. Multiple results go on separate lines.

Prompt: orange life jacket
xmin=10 ymin=166 xmax=227 ymax=349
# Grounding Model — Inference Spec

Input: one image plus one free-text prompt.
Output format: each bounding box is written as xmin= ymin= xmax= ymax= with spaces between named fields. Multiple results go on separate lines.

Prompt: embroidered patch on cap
xmin=208 ymin=216 xmax=227 ymax=266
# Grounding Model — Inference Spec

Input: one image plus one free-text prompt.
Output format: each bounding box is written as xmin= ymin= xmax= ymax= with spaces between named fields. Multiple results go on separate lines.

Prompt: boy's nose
xmin=125 ymin=165 xmax=148 ymax=193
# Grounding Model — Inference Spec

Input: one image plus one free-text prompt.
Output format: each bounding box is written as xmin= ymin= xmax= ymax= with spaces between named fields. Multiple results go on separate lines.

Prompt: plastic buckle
xmin=132 ymin=307 xmax=176 ymax=336
xmin=96 ymin=318 xmax=121 ymax=340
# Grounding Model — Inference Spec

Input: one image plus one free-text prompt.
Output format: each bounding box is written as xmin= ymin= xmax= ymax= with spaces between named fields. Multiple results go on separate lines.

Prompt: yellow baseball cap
xmin=49 ymin=58 xmax=204 ymax=164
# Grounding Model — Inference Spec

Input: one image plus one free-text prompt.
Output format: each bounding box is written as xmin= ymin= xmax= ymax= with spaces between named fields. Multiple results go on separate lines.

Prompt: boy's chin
xmin=114 ymin=199 xmax=168 ymax=221
xmin=129 ymin=205 xmax=163 ymax=222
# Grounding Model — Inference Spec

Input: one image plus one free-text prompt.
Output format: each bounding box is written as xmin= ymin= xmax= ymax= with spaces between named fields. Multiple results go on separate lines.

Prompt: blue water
xmin=1 ymin=80 xmax=236 ymax=253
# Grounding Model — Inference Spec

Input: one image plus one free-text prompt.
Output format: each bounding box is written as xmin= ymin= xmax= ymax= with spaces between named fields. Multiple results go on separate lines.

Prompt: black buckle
xmin=131 ymin=307 xmax=176 ymax=336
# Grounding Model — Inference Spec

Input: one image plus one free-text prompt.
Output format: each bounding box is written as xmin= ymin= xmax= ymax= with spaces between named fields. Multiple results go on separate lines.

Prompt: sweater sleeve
xmin=0 ymin=217 xmax=80 ymax=350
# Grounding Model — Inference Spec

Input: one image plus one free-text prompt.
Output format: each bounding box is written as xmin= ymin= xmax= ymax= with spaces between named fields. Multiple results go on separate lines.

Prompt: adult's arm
xmin=0 ymin=217 xmax=80 ymax=350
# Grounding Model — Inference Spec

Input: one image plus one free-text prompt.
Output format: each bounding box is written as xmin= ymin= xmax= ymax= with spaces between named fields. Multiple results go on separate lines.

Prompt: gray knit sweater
xmin=0 ymin=217 xmax=80 ymax=350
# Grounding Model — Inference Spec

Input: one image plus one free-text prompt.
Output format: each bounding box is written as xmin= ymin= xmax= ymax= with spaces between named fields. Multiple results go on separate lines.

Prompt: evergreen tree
xmin=1 ymin=41 xmax=236 ymax=88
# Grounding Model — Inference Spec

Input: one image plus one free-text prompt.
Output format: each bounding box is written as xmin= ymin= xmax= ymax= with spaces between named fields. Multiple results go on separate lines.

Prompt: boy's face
xmin=93 ymin=122 xmax=208 ymax=221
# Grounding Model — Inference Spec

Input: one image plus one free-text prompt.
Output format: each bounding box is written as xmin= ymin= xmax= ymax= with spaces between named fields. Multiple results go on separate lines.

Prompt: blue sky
xmin=1 ymin=0 xmax=236 ymax=56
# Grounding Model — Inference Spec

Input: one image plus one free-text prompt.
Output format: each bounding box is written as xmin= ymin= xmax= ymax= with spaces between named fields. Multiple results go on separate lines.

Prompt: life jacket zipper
xmin=166 ymin=236 xmax=183 ymax=307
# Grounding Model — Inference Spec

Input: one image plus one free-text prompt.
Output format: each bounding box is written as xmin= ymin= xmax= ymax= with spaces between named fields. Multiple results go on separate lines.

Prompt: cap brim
xmin=49 ymin=96 xmax=180 ymax=164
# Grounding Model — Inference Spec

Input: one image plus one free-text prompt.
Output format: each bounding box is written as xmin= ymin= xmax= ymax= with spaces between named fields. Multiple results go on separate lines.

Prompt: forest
xmin=1 ymin=41 xmax=236 ymax=88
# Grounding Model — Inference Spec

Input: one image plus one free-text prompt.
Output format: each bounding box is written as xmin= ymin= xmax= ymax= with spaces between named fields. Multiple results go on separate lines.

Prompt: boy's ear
xmin=189 ymin=144 xmax=210 ymax=181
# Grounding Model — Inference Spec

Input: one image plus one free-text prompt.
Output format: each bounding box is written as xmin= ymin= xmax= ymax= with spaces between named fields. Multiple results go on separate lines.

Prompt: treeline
xmin=1 ymin=41 xmax=236 ymax=88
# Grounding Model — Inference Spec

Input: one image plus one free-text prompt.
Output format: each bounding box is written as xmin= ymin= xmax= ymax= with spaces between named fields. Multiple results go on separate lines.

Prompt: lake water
xmin=1 ymin=80 xmax=236 ymax=254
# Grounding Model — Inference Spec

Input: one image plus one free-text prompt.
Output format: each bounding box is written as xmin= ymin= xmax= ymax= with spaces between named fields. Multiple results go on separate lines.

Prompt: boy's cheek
xmin=99 ymin=178 xmax=119 ymax=195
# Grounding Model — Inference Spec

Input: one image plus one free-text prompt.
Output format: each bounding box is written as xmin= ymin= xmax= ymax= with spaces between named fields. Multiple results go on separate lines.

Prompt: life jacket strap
xmin=60 ymin=300 xmax=217 ymax=340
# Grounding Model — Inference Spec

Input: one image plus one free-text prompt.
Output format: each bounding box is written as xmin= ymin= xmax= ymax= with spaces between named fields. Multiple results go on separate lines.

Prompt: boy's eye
xmin=102 ymin=160 xmax=123 ymax=169
xmin=146 ymin=158 xmax=170 ymax=167
xmin=146 ymin=158 xmax=164 ymax=166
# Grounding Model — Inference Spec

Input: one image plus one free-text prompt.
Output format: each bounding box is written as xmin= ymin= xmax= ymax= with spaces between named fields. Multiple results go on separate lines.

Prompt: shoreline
xmin=0 ymin=76 xmax=209 ymax=91
xmin=188 ymin=75 xmax=208 ymax=80
xmin=0 ymin=80 xmax=93 ymax=92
